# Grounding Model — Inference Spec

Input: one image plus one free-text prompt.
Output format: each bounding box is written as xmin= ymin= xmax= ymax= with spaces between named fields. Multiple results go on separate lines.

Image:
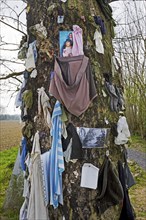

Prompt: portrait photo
xmin=78 ymin=127 xmax=110 ymax=148
xmin=59 ymin=31 xmax=73 ymax=57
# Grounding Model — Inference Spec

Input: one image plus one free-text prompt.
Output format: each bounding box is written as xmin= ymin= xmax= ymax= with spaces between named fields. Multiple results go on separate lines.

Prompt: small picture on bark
xmin=77 ymin=127 xmax=110 ymax=148
xmin=59 ymin=31 xmax=73 ymax=57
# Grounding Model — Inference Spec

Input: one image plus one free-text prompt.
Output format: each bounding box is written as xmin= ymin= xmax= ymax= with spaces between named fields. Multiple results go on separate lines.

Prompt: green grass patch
xmin=130 ymin=135 xmax=146 ymax=153
xmin=129 ymin=161 xmax=146 ymax=219
xmin=0 ymin=146 xmax=19 ymax=219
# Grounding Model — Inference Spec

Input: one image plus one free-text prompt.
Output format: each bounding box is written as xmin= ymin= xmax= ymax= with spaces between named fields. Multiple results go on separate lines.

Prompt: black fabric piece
xmin=95 ymin=0 xmax=113 ymax=21
xmin=110 ymin=122 xmax=118 ymax=137
xmin=96 ymin=156 xmax=124 ymax=214
xmin=115 ymin=86 xmax=125 ymax=111
xmin=62 ymin=123 xmax=83 ymax=159
xmin=123 ymin=150 xmax=136 ymax=189
xmin=103 ymin=72 xmax=112 ymax=84
xmin=118 ymin=160 xmax=135 ymax=220
xmin=105 ymin=81 xmax=119 ymax=112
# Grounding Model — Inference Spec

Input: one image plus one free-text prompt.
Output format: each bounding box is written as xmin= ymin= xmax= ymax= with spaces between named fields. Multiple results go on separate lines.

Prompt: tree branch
xmin=0 ymin=19 xmax=27 ymax=36
xmin=0 ymin=71 xmax=24 ymax=80
xmin=0 ymin=59 xmax=24 ymax=64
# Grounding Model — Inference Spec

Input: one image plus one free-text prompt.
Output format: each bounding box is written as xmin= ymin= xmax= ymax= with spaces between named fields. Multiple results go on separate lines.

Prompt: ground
xmin=0 ymin=120 xmax=146 ymax=219
xmin=0 ymin=120 xmax=22 ymax=151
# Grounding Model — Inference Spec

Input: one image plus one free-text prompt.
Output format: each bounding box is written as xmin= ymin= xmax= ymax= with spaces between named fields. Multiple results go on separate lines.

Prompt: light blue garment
xmin=20 ymin=137 xmax=27 ymax=171
xmin=50 ymin=101 xmax=64 ymax=208
xmin=40 ymin=150 xmax=51 ymax=206
xmin=30 ymin=40 xmax=37 ymax=63
xmin=15 ymin=79 xmax=27 ymax=107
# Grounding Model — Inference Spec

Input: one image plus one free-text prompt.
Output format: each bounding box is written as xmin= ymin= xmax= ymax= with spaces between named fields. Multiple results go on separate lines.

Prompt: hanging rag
xmin=25 ymin=41 xmax=37 ymax=72
xmin=95 ymin=0 xmax=113 ymax=20
xmin=49 ymin=56 xmax=97 ymax=116
xmin=27 ymin=131 xmax=49 ymax=220
xmin=22 ymin=90 xmax=33 ymax=110
xmin=19 ymin=197 xmax=29 ymax=220
xmin=15 ymin=79 xmax=27 ymax=108
xmin=62 ymin=123 xmax=83 ymax=160
xmin=105 ymin=81 xmax=119 ymax=112
xmin=94 ymin=29 xmax=104 ymax=54
xmin=96 ymin=156 xmax=124 ymax=214
xmin=94 ymin=16 xmax=106 ymax=35
xmin=49 ymin=101 xmax=64 ymax=208
xmin=40 ymin=150 xmax=51 ymax=206
xmin=118 ymin=160 xmax=135 ymax=220
xmin=20 ymin=137 xmax=28 ymax=171
xmin=37 ymin=87 xmax=51 ymax=128
xmin=29 ymin=22 xmax=47 ymax=39
xmin=72 ymin=25 xmax=84 ymax=56
xmin=123 ymin=149 xmax=136 ymax=189
xmin=63 ymin=138 xmax=72 ymax=162
xmin=115 ymin=86 xmax=125 ymax=111
xmin=30 ymin=69 xmax=37 ymax=78
xmin=114 ymin=116 xmax=131 ymax=145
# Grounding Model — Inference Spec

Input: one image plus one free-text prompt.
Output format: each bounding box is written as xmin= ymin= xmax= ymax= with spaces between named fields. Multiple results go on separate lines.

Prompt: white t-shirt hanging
xmin=80 ymin=163 xmax=99 ymax=189
xmin=94 ymin=29 xmax=104 ymax=54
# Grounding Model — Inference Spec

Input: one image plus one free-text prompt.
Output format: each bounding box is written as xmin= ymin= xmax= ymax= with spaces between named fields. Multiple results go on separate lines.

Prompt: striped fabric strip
xmin=50 ymin=101 xmax=64 ymax=208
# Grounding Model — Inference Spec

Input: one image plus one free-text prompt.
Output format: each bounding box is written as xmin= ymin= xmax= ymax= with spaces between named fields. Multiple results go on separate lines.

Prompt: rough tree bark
xmin=4 ymin=0 xmax=123 ymax=219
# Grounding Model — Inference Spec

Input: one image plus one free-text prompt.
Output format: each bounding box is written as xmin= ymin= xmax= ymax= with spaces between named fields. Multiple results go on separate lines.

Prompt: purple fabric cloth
xmin=72 ymin=25 xmax=84 ymax=56
xmin=94 ymin=16 xmax=106 ymax=35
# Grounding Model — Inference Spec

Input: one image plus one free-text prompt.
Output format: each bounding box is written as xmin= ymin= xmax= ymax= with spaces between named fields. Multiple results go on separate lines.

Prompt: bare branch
xmin=0 ymin=71 xmax=24 ymax=80
xmin=0 ymin=14 xmax=26 ymax=27
xmin=0 ymin=19 xmax=27 ymax=36
xmin=0 ymin=59 xmax=24 ymax=64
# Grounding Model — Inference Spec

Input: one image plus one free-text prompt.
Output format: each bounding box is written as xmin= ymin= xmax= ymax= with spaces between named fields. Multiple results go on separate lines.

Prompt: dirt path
xmin=127 ymin=148 xmax=146 ymax=170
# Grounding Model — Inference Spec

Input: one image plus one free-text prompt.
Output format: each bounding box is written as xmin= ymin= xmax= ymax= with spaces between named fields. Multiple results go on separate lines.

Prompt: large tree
xmin=3 ymin=0 xmax=125 ymax=219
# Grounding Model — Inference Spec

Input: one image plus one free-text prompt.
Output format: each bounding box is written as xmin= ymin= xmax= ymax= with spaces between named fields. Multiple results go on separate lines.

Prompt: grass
xmin=130 ymin=135 xmax=146 ymax=153
xmin=0 ymin=120 xmax=21 ymax=151
xmin=129 ymin=161 xmax=146 ymax=220
xmin=0 ymin=146 xmax=19 ymax=219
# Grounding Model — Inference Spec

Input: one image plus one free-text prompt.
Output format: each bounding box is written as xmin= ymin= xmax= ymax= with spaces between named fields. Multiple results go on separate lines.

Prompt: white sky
xmin=0 ymin=0 xmax=145 ymax=114
xmin=0 ymin=0 xmax=26 ymax=114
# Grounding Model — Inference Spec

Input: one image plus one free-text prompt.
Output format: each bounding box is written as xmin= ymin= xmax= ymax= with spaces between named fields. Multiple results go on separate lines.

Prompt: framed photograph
xmin=59 ymin=31 xmax=73 ymax=57
xmin=77 ymin=127 xmax=110 ymax=148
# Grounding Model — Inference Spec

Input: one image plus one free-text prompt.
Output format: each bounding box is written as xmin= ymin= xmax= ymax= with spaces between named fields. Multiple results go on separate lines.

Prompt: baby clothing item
xmin=49 ymin=101 xmax=64 ymax=208
xmin=20 ymin=137 xmax=28 ymax=171
xmin=94 ymin=16 xmax=106 ymax=35
xmin=15 ymin=79 xmax=27 ymax=108
xmin=40 ymin=150 xmax=51 ymax=206
xmin=96 ymin=156 xmax=124 ymax=214
xmin=62 ymin=123 xmax=83 ymax=160
xmin=27 ymin=131 xmax=49 ymax=220
xmin=105 ymin=81 xmax=119 ymax=112
xmin=115 ymin=116 xmax=130 ymax=145
xmin=37 ymin=87 xmax=51 ymax=128
xmin=94 ymin=29 xmax=104 ymax=54
xmin=25 ymin=41 xmax=37 ymax=72
xmin=72 ymin=25 xmax=84 ymax=56
xmin=49 ymin=56 xmax=97 ymax=116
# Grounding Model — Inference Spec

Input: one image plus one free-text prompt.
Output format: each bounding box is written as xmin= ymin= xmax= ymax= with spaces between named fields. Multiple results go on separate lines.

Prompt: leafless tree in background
xmin=112 ymin=1 xmax=146 ymax=138
xmin=0 ymin=0 xmax=26 ymax=103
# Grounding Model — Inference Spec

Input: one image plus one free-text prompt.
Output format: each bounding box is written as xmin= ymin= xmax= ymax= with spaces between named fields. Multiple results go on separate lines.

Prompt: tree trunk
xmin=4 ymin=0 xmax=123 ymax=219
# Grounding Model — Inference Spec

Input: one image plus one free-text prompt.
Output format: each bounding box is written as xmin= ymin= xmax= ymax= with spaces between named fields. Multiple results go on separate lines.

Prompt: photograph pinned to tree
xmin=77 ymin=127 xmax=110 ymax=148
xmin=59 ymin=31 xmax=73 ymax=57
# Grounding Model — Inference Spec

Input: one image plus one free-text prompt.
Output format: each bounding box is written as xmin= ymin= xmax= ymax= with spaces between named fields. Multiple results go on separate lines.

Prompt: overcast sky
xmin=0 ymin=0 xmax=145 ymax=114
